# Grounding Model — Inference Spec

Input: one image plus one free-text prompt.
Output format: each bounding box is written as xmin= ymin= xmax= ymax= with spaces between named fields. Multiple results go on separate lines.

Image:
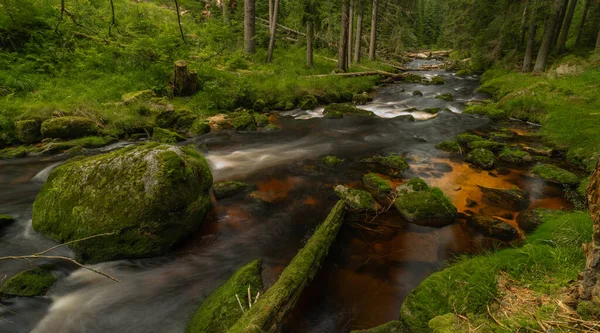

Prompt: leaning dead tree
xmin=173 ymin=60 xmax=198 ymax=96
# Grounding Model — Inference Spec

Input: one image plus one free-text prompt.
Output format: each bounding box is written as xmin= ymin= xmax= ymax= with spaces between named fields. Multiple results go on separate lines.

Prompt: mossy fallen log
xmin=227 ymin=201 xmax=346 ymax=333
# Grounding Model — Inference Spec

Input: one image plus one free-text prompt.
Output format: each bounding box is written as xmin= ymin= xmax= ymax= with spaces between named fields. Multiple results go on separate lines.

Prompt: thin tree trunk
xmin=552 ymin=0 xmax=568 ymax=48
xmin=307 ymin=19 xmax=314 ymax=68
xmin=596 ymin=27 xmax=600 ymax=50
xmin=557 ymin=0 xmax=577 ymax=53
xmin=533 ymin=0 xmax=562 ymax=73
xmin=108 ymin=0 xmax=117 ymax=38
xmin=369 ymin=0 xmax=378 ymax=61
xmin=519 ymin=3 xmax=530 ymax=50
xmin=580 ymin=158 xmax=600 ymax=303
xmin=338 ymin=0 xmax=350 ymax=71
xmin=174 ymin=0 xmax=186 ymax=43
xmin=269 ymin=0 xmax=274 ymax=32
xmin=354 ymin=0 xmax=363 ymax=63
xmin=576 ymin=0 xmax=590 ymax=45
xmin=348 ymin=0 xmax=354 ymax=64
xmin=222 ymin=0 xmax=230 ymax=23
xmin=267 ymin=0 xmax=280 ymax=63
xmin=244 ymin=0 xmax=256 ymax=54
xmin=523 ymin=3 xmax=538 ymax=72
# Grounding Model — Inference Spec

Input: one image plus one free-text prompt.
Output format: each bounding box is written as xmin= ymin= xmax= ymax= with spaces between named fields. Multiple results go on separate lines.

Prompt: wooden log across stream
xmin=227 ymin=201 xmax=346 ymax=333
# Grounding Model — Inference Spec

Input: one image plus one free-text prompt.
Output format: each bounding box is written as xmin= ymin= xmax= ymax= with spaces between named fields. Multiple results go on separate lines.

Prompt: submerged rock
xmin=41 ymin=117 xmax=98 ymax=140
xmin=32 ymin=143 xmax=213 ymax=263
xmin=0 ymin=266 xmax=57 ymax=298
xmin=467 ymin=215 xmax=519 ymax=240
xmin=478 ymin=186 xmax=530 ymax=210
xmin=0 ymin=214 xmax=15 ymax=230
xmin=261 ymin=124 xmax=281 ymax=132
xmin=213 ymin=181 xmax=248 ymax=199
xmin=466 ymin=148 xmax=495 ymax=169
xmin=361 ymin=154 xmax=409 ymax=177
xmin=334 ymin=185 xmax=379 ymax=213
xmin=413 ymin=90 xmax=423 ymax=96
xmin=394 ymin=178 xmax=457 ymax=227
xmin=530 ymin=164 xmax=579 ymax=186
xmin=186 ymin=260 xmax=263 ymax=333
xmin=322 ymin=155 xmax=344 ymax=168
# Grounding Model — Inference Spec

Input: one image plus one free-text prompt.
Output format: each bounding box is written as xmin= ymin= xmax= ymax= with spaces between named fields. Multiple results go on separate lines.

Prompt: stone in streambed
xmin=32 ymin=143 xmax=213 ymax=263
xmin=435 ymin=140 xmax=460 ymax=152
xmin=468 ymin=140 xmax=507 ymax=152
xmin=322 ymin=156 xmax=344 ymax=168
xmin=393 ymin=178 xmax=457 ymax=227
xmin=353 ymin=92 xmax=373 ymax=105
xmin=478 ymin=186 xmax=529 ymax=210
xmin=152 ymin=127 xmax=186 ymax=143
xmin=435 ymin=93 xmax=454 ymax=101
xmin=363 ymin=173 xmax=391 ymax=194
xmin=232 ymin=112 xmax=257 ymax=131
xmin=41 ymin=117 xmax=99 ymax=140
xmin=15 ymin=120 xmax=42 ymax=143
xmin=413 ymin=90 xmax=423 ymax=96
xmin=0 ymin=214 xmax=16 ymax=230
xmin=499 ymin=148 xmax=533 ymax=165
xmin=213 ymin=181 xmax=249 ymax=199
xmin=516 ymin=209 xmax=546 ymax=233
xmin=323 ymin=103 xmax=375 ymax=119
xmin=466 ymin=215 xmax=519 ymax=240
xmin=466 ymin=148 xmax=495 ymax=169
xmin=361 ymin=154 xmax=409 ymax=178
xmin=530 ymin=164 xmax=579 ymax=186
xmin=334 ymin=185 xmax=379 ymax=213
xmin=0 ymin=266 xmax=57 ymax=298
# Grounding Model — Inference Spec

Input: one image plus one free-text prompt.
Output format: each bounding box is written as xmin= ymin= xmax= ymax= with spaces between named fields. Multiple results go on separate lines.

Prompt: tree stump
xmin=173 ymin=60 xmax=198 ymax=97
xmin=581 ymin=158 xmax=600 ymax=304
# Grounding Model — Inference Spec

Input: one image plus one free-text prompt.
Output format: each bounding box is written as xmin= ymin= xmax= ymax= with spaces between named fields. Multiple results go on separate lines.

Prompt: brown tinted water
xmin=0 ymin=67 xmax=573 ymax=333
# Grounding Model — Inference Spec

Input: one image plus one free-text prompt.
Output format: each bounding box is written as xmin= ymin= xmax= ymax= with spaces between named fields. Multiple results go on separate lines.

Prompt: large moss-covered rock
xmin=155 ymin=108 xmax=196 ymax=130
xmin=190 ymin=120 xmax=211 ymax=136
xmin=466 ymin=215 xmax=519 ymax=240
xmin=363 ymin=173 xmax=391 ymax=194
xmin=478 ymin=186 xmax=529 ymax=210
xmin=41 ymin=117 xmax=99 ymax=139
xmin=334 ymin=185 xmax=379 ymax=213
xmin=152 ymin=127 xmax=186 ymax=143
xmin=0 ymin=214 xmax=15 ymax=230
xmin=298 ymin=95 xmax=318 ymax=110
xmin=353 ymin=92 xmax=373 ymax=105
xmin=0 ymin=266 xmax=57 ymax=298
xmin=435 ymin=140 xmax=461 ymax=152
xmin=350 ymin=321 xmax=405 ymax=333
xmin=32 ymin=143 xmax=213 ymax=263
xmin=15 ymin=120 xmax=41 ymax=143
xmin=499 ymin=148 xmax=533 ymax=165
xmin=394 ymin=178 xmax=457 ymax=227
xmin=466 ymin=148 xmax=495 ymax=169
xmin=213 ymin=181 xmax=248 ymax=199
xmin=361 ymin=154 xmax=409 ymax=177
xmin=232 ymin=113 xmax=257 ymax=131
xmin=324 ymin=103 xmax=375 ymax=118
xmin=186 ymin=260 xmax=263 ymax=333
xmin=455 ymin=133 xmax=483 ymax=145
xmin=530 ymin=164 xmax=579 ymax=186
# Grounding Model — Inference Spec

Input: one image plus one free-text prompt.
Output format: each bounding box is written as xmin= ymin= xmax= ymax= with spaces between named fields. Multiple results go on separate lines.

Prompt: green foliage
xmin=466 ymin=148 xmax=495 ymax=169
xmin=363 ymin=173 xmax=392 ymax=194
xmin=0 ymin=266 xmax=57 ymax=298
xmin=530 ymin=164 xmax=580 ymax=186
xmin=322 ymin=155 xmax=343 ymax=168
xmin=435 ymin=140 xmax=460 ymax=152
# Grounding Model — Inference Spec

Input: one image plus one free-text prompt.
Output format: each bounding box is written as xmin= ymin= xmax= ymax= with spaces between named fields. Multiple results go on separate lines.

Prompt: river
xmin=0 ymin=61 xmax=572 ymax=332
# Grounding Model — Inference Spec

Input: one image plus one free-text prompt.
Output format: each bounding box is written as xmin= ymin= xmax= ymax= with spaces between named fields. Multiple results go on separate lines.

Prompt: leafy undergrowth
xmin=466 ymin=54 xmax=600 ymax=171
xmin=400 ymin=210 xmax=593 ymax=332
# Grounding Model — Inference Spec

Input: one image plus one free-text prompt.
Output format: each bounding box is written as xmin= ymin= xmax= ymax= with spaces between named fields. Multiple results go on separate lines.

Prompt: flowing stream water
xmin=0 ymin=61 xmax=573 ymax=332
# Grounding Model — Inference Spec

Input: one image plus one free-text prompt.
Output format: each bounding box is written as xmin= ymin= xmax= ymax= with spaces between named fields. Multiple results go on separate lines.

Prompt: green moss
xmin=213 ymin=181 xmax=248 ymax=199
xmin=15 ymin=120 xmax=41 ymax=143
xmin=413 ymin=90 xmax=423 ymax=96
xmin=41 ymin=136 xmax=118 ymax=154
xmin=229 ymin=201 xmax=346 ymax=332
xmin=361 ymin=154 xmax=409 ymax=177
xmin=422 ymin=107 xmax=441 ymax=114
xmin=262 ymin=124 xmax=281 ymax=132
xmin=455 ymin=133 xmax=483 ymax=145
xmin=0 ymin=266 xmax=57 ymax=298
xmin=394 ymin=179 xmax=457 ymax=226
xmin=186 ymin=260 xmax=263 ymax=333
xmin=190 ymin=120 xmax=211 ymax=136
xmin=353 ymin=92 xmax=373 ymax=105
xmin=323 ymin=103 xmax=375 ymax=118
xmin=428 ymin=76 xmax=445 ymax=85
xmin=253 ymin=99 xmax=267 ymax=112
xmin=498 ymin=148 xmax=532 ymax=165
xmin=363 ymin=173 xmax=391 ymax=194
xmin=466 ymin=148 xmax=495 ymax=169
xmin=530 ymin=164 xmax=579 ymax=186
xmin=456 ymin=69 xmax=474 ymax=76
xmin=40 ymin=117 xmax=99 ymax=139
xmin=231 ymin=113 xmax=257 ymax=131
xmin=577 ymin=301 xmax=600 ymax=320
xmin=0 ymin=146 xmax=29 ymax=159
xmin=155 ymin=108 xmax=196 ymax=130
xmin=435 ymin=93 xmax=454 ymax=101
xmin=467 ymin=215 xmax=519 ymax=240
xmin=577 ymin=177 xmax=591 ymax=198
xmin=0 ymin=214 xmax=15 ymax=229
xmin=322 ymin=155 xmax=344 ymax=167
xmin=429 ymin=313 xmax=462 ymax=333
xmin=404 ymin=74 xmax=424 ymax=83
xmin=334 ymin=185 xmax=379 ymax=212
xmin=152 ymin=127 xmax=186 ymax=143
xmin=435 ymin=140 xmax=461 ymax=152
xmin=468 ymin=140 xmax=507 ymax=152
xmin=32 ymin=143 xmax=213 ymax=263
xmin=122 ymin=89 xmax=156 ymax=105
xmin=253 ymin=113 xmax=269 ymax=127
xmin=351 ymin=321 xmax=405 ymax=333
xmin=298 ymin=95 xmax=318 ymax=110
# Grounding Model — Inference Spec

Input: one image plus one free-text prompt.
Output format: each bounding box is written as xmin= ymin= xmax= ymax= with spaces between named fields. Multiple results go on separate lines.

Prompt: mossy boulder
xmin=323 ymin=103 xmax=375 ymax=118
xmin=466 ymin=215 xmax=519 ymax=240
xmin=466 ymin=148 xmax=495 ymax=169
xmin=499 ymin=148 xmax=533 ymax=165
xmin=404 ymin=74 xmax=423 ymax=83
xmin=253 ymin=99 xmax=267 ymax=112
xmin=530 ymin=164 xmax=579 ymax=186
xmin=0 ymin=214 xmax=15 ymax=230
xmin=427 ymin=76 xmax=445 ymax=85
xmin=322 ymin=155 xmax=344 ymax=167
xmin=253 ymin=113 xmax=269 ymax=127
xmin=155 ymin=108 xmax=196 ymax=130
xmin=350 ymin=321 xmax=405 ymax=333
xmin=152 ymin=127 xmax=186 ymax=143
xmin=0 ymin=146 xmax=29 ymax=159
xmin=32 ymin=143 xmax=213 ymax=263
xmin=435 ymin=93 xmax=454 ymax=101
xmin=413 ymin=90 xmax=423 ymax=96
xmin=353 ymin=92 xmax=373 ymax=105
xmin=298 ymin=95 xmax=318 ymax=110
xmin=40 ymin=117 xmax=99 ymax=140
xmin=0 ymin=266 xmax=57 ymax=298
xmin=232 ymin=113 xmax=257 ymax=131
xmin=363 ymin=173 xmax=391 ymax=194
xmin=455 ymin=133 xmax=483 ymax=145
xmin=468 ymin=140 xmax=507 ymax=152
xmin=334 ymin=185 xmax=379 ymax=213
xmin=213 ymin=181 xmax=248 ymax=199
xmin=186 ymin=260 xmax=263 ymax=333
xmin=516 ymin=209 xmax=545 ymax=233
xmin=393 ymin=178 xmax=457 ymax=227
xmin=435 ymin=140 xmax=460 ymax=152
xmin=478 ymin=186 xmax=529 ymax=210
xmin=122 ymin=89 xmax=156 ymax=105
xmin=361 ymin=154 xmax=409 ymax=177
xmin=261 ymin=124 xmax=281 ymax=132
xmin=190 ymin=120 xmax=211 ymax=136
xmin=15 ymin=120 xmax=42 ymax=143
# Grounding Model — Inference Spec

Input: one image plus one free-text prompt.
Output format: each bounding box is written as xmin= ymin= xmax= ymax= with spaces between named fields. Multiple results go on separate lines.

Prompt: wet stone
xmin=466 ymin=215 xmax=519 ymax=240
xmin=478 ymin=186 xmax=530 ymax=210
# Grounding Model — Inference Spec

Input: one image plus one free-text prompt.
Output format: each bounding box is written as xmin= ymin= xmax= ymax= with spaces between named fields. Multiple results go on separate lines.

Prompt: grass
xmin=400 ymin=210 xmax=593 ymax=332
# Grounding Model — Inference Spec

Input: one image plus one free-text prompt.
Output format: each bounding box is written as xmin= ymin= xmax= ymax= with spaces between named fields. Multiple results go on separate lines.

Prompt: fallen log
xmin=227 ymin=201 xmax=346 ymax=333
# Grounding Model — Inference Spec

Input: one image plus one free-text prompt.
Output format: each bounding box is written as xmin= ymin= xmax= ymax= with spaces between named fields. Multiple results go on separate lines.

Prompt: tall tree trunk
xmin=307 ymin=19 xmax=314 ymax=68
xmin=557 ymin=0 xmax=578 ymax=53
xmin=596 ymin=27 xmax=600 ymax=50
xmin=576 ymin=0 xmax=591 ymax=45
xmin=580 ymin=158 xmax=600 ymax=304
xmin=269 ymin=0 xmax=274 ymax=32
xmin=523 ymin=3 xmax=538 ymax=72
xmin=174 ymin=0 xmax=185 ymax=43
xmin=222 ymin=0 xmax=230 ymax=23
xmin=348 ymin=0 xmax=354 ymax=64
xmin=266 ymin=0 xmax=280 ymax=63
xmin=533 ymin=0 xmax=562 ymax=73
xmin=244 ymin=0 xmax=256 ymax=54
xmin=552 ymin=0 xmax=568 ymax=48
xmin=354 ymin=0 xmax=363 ymax=63
xmin=519 ymin=3 xmax=530 ymax=50
xmin=338 ymin=0 xmax=350 ymax=71
xmin=368 ymin=0 xmax=378 ymax=61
